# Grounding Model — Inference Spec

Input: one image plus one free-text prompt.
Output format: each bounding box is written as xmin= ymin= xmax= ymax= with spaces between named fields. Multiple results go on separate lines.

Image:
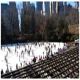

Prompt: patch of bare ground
xmin=68 ymin=24 xmax=79 ymax=35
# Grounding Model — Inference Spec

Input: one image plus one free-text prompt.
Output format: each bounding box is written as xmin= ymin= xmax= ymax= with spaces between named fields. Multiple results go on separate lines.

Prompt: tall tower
xmin=44 ymin=2 xmax=50 ymax=16
xmin=75 ymin=2 xmax=79 ymax=9
xmin=50 ymin=2 xmax=58 ymax=15
xmin=53 ymin=2 xmax=56 ymax=14
xmin=23 ymin=2 xmax=26 ymax=9
xmin=36 ymin=2 xmax=43 ymax=14
xmin=64 ymin=2 xmax=67 ymax=15
xmin=1 ymin=4 xmax=10 ymax=35
xmin=9 ymin=2 xmax=19 ymax=35
xmin=58 ymin=2 xmax=64 ymax=15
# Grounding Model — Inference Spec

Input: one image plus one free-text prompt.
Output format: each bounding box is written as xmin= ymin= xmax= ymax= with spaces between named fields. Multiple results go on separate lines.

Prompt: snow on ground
xmin=0 ymin=42 xmax=67 ymax=74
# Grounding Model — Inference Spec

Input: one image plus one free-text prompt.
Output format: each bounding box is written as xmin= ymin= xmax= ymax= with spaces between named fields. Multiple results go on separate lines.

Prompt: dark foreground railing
xmin=1 ymin=46 xmax=79 ymax=78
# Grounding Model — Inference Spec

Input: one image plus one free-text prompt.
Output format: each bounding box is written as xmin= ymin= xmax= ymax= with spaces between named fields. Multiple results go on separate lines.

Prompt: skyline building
xmin=1 ymin=1 xmax=79 ymax=37
xmin=23 ymin=2 xmax=27 ymax=9
xmin=1 ymin=3 xmax=10 ymax=36
xmin=44 ymin=2 xmax=50 ymax=16
xmin=1 ymin=2 xmax=19 ymax=36
xmin=36 ymin=2 xmax=43 ymax=14
xmin=21 ymin=2 xmax=35 ymax=34
xmin=58 ymin=2 xmax=64 ymax=15
xmin=9 ymin=2 xmax=19 ymax=35
xmin=50 ymin=2 xmax=59 ymax=15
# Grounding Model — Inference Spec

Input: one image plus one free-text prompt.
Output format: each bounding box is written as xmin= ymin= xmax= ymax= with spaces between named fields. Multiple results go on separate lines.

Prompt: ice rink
xmin=0 ymin=42 xmax=67 ymax=74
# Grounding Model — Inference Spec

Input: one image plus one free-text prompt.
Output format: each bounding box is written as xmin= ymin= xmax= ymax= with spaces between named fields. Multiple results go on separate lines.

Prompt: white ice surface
xmin=0 ymin=42 xmax=66 ymax=73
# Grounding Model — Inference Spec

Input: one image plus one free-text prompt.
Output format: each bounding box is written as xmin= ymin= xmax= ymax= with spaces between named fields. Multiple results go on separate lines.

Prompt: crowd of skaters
xmin=1 ymin=42 xmax=68 ymax=75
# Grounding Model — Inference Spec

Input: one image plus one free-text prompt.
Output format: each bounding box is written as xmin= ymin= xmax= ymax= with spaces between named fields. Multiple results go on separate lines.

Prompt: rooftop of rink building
xmin=1 ymin=42 xmax=79 ymax=78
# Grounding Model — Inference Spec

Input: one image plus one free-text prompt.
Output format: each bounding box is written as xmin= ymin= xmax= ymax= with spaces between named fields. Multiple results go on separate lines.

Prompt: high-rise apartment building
xmin=44 ymin=2 xmax=50 ymax=16
xmin=1 ymin=2 xmax=19 ymax=36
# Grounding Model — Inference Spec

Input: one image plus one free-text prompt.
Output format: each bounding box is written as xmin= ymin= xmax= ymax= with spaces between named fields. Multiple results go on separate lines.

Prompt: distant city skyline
xmin=1 ymin=0 xmax=79 ymax=43
xmin=1 ymin=0 xmax=77 ymax=8
xmin=1 ymin=1 xmax=78 ymax=31
xmin=1 ymin=1 xmax=77 ymax=13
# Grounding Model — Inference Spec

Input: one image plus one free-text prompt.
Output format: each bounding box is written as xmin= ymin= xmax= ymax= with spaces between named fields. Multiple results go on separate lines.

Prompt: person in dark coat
xmin=33 ymin=57 xmax=36 ymax=63
xmin=16 ymin=64 xmax=18 ymax=70
xmin=1 ymin=69 xmax=4 ymax=75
